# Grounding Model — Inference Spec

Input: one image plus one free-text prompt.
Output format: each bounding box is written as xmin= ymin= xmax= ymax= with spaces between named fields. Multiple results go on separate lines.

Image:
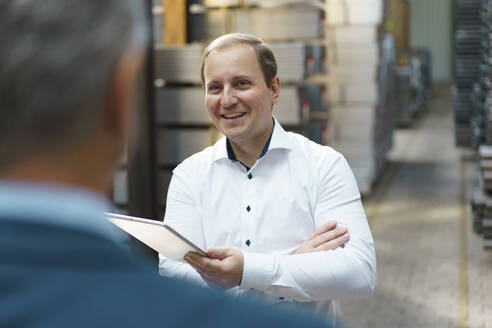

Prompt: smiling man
xmin=159 ymin=33 xmax=377 ymax=324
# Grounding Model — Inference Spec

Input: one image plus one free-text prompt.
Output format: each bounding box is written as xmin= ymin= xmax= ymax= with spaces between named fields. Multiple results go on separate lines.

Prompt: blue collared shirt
xmin=0 ymin=181 xmax=121 ymax=243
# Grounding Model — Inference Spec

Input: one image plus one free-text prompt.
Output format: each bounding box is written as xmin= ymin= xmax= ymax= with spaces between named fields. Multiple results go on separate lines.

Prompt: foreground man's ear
xmin=105 ymin=51 xmax=145 ymax=139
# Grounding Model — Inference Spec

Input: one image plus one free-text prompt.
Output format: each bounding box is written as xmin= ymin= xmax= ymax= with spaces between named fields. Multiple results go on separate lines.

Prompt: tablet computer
xmin=106 ymin=212 xmax=207 ymax=260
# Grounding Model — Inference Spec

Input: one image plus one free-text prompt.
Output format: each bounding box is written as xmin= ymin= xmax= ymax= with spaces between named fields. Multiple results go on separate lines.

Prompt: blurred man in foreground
xmin=0 ymin=1 xmax=330 ymax=327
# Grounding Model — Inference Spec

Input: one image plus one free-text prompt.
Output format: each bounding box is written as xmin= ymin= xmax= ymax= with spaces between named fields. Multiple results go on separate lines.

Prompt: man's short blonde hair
xmin=200 ymin=33 xmax=277 ymax=87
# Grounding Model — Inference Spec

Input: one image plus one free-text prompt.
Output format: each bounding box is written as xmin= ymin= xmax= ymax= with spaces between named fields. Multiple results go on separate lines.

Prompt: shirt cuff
xmin=240 ymin=251 xmax=275 ymax=291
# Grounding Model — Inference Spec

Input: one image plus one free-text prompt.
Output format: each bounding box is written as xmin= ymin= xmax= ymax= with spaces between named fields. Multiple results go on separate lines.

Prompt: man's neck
xmin=229 ymin=123 xmax=274 ymax=168
xmin=1 ymin=161 xmax=108 ymax=195
xmin=0 ymin=147 xmax=115 ymax=196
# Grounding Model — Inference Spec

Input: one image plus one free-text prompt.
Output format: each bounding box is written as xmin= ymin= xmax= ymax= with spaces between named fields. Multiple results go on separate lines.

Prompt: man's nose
xmin=220 ymin=86 xmax=238 ymax=108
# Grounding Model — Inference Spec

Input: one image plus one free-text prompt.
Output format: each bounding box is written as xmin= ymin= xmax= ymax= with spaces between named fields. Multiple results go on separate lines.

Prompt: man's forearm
xmin=240 ymin=241 xmax=376 ymax=302
xmin=158 ymin=255 xmax=208 ymax=287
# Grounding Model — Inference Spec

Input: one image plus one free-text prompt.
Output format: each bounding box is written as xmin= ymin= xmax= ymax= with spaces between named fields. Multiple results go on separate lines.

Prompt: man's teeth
xmin=223 ymin=113 xmax=244 ymax=119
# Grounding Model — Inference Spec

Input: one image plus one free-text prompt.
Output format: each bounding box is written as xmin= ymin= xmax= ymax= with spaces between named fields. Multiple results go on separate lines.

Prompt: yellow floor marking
xmin=458 ymin=158 xmax=469 ymax=328
xmin=366 ymin=127 xmax=419 ymax=224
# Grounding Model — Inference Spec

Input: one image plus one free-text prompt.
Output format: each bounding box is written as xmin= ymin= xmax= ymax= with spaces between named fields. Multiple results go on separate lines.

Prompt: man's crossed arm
xmin=184 ymin=221 xmax=349 ymax=290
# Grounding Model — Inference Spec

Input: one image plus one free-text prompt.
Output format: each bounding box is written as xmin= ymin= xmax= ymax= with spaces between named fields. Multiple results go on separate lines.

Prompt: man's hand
xmin=294 ymin=221 xmax=349 ymax=255
xmin=184 ymin=247 xmax=244 ymax=290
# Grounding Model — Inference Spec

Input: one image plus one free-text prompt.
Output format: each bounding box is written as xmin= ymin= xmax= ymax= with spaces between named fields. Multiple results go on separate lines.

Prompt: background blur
xmin=114 ymin=1 xmax=491 ymax=327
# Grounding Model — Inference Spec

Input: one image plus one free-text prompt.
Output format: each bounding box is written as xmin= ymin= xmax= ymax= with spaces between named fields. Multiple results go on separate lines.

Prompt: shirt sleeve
xmin=157 ymin=164 xmax=208 ymax=287
xmin=239 ymin=154 xmax=377 ymax=301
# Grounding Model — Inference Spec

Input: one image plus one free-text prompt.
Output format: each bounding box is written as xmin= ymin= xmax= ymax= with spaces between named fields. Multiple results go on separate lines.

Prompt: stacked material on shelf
xmin=325 ymin=0 xmax=383 ymax=26
xmin=188 ymin=8 xmax=229 ymax=41
xmin=470 ymin=188 xmax=492 ymax=248
xmin=153 ymin=42 xmax=324 ymax=126
xmin=453 ymin=0 xmax=482 ymax=148
xmin=235 ymin=7 xmax=323 ymax=40
xmin=243 ymin=0 xmax=319 ymax=6
xmin=305 ymin=44 xmax=326 ymax=76
xmin=479 ymin=145 xmax=492 ymax=192
xmin=480 ymin=144 xmax=492 ymax=249
xmin=470 ymin=81 xmax=486 ymax=148
xmin=471 ymin=188 xmax=486 ymax=233
xmin=274 ymin=86 xmax=303 ymax=125
xmin=154 ymin=43 xmax=323 ymax=84
xmin=156 ymin=88 xmax=210 ymax=125
xmin=272 ymin=43 xmax=326 ymax=80
xmin=269 ymin=43 xmax=306 ymax=81
xmin=468 ymin=2 xmax=492 ymax=250
xmin=394 ymin=65 xmax=412 ymax=125
xmin=469 ymin=0 xmax=492 ymax=148
xmin=271 ymin=43 xmax=326 ymax=81
xmin=299 ymin=84 xmax=329 ymax=144
xmin=325 ymin=0 xmax=395 ymax=195
xmin=154 ymin=44 xmax=203 ymax=84
xmin=470 ymin=145 xmax=492 ymax=248
xmin=202 ymin=0 xmax=240 ymax=6
xmin=409 ymin=48 xmax=433 ymax=105
xmin=395 ymin=48 xmax=432 ymax=126
xmin=484 ymin=219 xmax=492 ymax=248
xmin=202 ymin=0 xmax=318 ymax=5
xmin=158 ymin=127 xmax=222 ymax=165
xmin=155 ymin=86 xmax=303 ymax=126
xmin=189 ymin=5 xmax=323 ymax=42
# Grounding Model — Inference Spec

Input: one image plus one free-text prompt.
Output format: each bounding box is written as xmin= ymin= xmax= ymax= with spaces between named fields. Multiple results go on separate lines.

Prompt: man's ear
xmin=105 ymin=51 xmax=145 ymax=138
xmin=270 ymin=76 xmax=280 ymax=105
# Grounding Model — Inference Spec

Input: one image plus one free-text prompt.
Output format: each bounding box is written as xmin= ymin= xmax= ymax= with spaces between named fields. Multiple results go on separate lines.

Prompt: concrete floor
xmin=339 ymin=84 xmax=492 ymax=328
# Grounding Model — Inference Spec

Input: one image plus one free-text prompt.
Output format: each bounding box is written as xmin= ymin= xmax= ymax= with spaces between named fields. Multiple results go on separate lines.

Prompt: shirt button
xmin=246 ymin=205 xmax=251 ymax=212
xmin=248 ymin=173 xmax=252 ymax=179
xmin=245 ymin=239 xmax=251 ymax=247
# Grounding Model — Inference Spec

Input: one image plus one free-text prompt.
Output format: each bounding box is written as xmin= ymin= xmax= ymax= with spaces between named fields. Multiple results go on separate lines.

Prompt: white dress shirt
xmin=159 ymin=117 xmax=376 ymax=322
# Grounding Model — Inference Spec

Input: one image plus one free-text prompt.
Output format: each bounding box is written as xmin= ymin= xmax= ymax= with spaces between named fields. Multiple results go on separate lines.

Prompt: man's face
xmin=203 ymin=44 xmax=279 ymax=146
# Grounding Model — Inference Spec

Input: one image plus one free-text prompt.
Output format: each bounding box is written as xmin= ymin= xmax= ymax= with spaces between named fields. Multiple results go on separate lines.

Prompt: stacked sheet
xmin=394 ymin=66 xmax=412 ymax=125
xmin=470 ymin=188 xmax=492 ymax=249
xmin=235 ymin=7 xmax=323 ymax=40
xmin=270 ymin=43 xmax=306 ymax=82
xmin=155 ymin=86 xmax=302 ymax=126
xmin=453 ymin=0 xmax=482 ymax=147
xmin=154 ymin=42 xmax=323 ymax=84
xmin=158 ymin=127 xmax=222 ymax=165
xmin=325 ymin=0 xmax=394 ymax=195
xmin=190 ymin=7 xmax=323 ymax=42
xmin=471 ymin=145 xmax=492 ymax=248
xmin=202 ymin=0 xmax=317 ymax=6
xmin=154 ymin=44 xmax=203 ymax=84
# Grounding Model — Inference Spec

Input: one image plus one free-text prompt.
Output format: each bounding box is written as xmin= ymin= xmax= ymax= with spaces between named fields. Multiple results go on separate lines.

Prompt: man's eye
xmin=208 ymin=85 xmax=221 ymax=93
xmin=236 ymin=80 xmax=251 ymax=88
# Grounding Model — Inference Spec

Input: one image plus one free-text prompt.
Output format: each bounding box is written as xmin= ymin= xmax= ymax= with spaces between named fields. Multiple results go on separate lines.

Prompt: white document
xmin=106 ymin=212 xmax=207 ymax=260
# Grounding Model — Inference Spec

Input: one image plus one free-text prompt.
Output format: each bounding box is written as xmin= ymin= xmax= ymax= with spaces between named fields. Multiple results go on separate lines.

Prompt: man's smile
xmin=222 ymin=112 xmax=246 ymax=119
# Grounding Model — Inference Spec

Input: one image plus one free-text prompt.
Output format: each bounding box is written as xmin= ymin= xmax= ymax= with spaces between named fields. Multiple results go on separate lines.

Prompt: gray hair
xmin=0 ymin=0 xmax=147 ymax=169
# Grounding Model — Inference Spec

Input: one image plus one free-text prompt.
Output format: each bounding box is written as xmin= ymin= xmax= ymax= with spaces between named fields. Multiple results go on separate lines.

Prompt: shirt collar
xmin=213 ymin=116 xmax=293 ymax=163
xmin=0 ymin=181 xmax=122 ymax=243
